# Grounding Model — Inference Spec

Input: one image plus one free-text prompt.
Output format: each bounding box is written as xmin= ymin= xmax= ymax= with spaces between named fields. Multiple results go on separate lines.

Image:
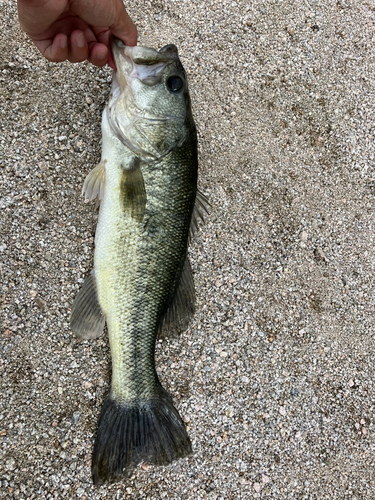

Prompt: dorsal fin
xmin=190 ymin=189 xmax=210 ymax=241
xmin=159 ymin=257 xmax=195 ymax=337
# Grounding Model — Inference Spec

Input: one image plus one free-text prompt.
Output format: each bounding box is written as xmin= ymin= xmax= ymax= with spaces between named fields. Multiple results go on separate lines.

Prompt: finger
xmin=88 ymin=43 xmax=109 ymax=68
xmin=91 ymin=27 xmax=116 ymax=69
xmin=68 ymin=29 xmax=89 ymax=63
xmin=35 ymin=33 xmax=69 ymax=63
xmin=110 ymin=3 xmax=137 ymax=46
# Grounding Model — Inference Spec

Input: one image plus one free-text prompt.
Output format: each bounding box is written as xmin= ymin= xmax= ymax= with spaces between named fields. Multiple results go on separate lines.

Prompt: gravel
xmin=1 ymin=0 xmax=375 ymax=498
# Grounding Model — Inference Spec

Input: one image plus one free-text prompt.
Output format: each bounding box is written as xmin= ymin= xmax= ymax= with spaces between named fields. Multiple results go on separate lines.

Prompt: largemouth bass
xmin=70 ymin=39 xmax=208 ymax=484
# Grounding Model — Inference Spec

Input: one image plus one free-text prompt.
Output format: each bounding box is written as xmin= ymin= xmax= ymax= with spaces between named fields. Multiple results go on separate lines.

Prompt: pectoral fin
xmin=70 ymin=270 xmax=105 ymax=339
xmin=82 ymin=162 xmax=106 ymax=202
xmin=120 ymin=158 xmax=147 ymax=222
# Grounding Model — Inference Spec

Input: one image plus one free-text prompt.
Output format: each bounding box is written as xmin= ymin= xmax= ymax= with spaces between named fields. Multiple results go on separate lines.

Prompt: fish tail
xmin=91 ymin=391 xmax=192 ymax=484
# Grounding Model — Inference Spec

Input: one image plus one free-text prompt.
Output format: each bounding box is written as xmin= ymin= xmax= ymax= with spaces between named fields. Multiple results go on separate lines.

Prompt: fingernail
xmin=96 ymin=50 xmax=107 ymax=60
xmin=76 ymin=33 xmax=85 ymax=48
xmin=60 ymin=37 xmax=67 ymax=49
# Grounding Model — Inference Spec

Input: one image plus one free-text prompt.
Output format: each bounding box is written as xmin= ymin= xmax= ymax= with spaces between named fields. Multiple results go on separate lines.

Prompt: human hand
xmin=17 ymin=0 xmax=137 ymax=69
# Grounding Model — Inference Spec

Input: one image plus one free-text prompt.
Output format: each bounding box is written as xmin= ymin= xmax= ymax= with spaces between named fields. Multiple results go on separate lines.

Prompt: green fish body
xmin=70 ymin=41 xmax=208 ymax=484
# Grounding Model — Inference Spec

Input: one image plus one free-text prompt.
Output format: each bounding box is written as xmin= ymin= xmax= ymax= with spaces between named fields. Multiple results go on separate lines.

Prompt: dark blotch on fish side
xmin=120 ymin=157 xmax=147 ymax=222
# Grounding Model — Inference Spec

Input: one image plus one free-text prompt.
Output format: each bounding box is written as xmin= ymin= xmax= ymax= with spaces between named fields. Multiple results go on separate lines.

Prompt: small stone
xmin=262 ymin=475 xmax=270 ymax=484
xmin=35 ymin=296 xmax=47 ymax=310
xmin=14 ymin=163 xmax=28 ymax=177
xmin=72 ymin=411 xmax=81 ymax=424
xmin=5 ymin=458 xmax=16 ymax=471
xmin=279 ymin=406 xmax=287 ymax=416
xmin=314 ymin=247 xmax=327 ymax=262
xmin=253 ymin=482 xmax=261 ymax=492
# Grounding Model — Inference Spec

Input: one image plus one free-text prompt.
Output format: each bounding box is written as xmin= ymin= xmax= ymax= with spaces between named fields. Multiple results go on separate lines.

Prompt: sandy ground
xmin=1 ymin=0 xmax=375 ymax=498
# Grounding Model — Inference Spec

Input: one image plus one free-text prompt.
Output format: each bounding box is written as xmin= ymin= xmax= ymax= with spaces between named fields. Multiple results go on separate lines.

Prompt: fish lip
xmin=112 ymin=37 xmax=179 ymax=68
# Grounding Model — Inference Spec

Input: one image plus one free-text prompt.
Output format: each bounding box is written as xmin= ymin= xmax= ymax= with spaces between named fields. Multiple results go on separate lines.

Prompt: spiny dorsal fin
xmin=70 ymin=270 xmax=105 ymax=339
xmin=159 ymin=257 xmax=195 ymax=337
xmin=82 ymin=162 xmax=106 ymax=202
xmin=120 ymin=158 xmax=147 ymax=222
xmin=189 ymin=189 xmax=210 ymax=241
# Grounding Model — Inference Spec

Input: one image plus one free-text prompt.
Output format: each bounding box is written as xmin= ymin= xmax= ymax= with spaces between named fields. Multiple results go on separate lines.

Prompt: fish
xmin=70 ymin=39 xmax=208 ymax=484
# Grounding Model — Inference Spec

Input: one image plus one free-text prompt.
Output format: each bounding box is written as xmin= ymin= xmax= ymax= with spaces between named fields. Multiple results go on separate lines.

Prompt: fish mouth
xmin=111 ymin=38 xmax=181 ymax=89
xmin=112 ymin=37 xmax=179 ymax=67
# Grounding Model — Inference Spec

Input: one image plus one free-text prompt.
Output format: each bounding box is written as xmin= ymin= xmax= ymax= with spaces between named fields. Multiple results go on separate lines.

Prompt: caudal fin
xmin=91 ymin=392 xmax=192 ymax=484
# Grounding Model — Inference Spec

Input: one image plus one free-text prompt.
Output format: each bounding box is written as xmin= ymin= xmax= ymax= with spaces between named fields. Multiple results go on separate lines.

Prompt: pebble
xmin=253 ymin=482 xmax=261 ymax=493
xmin=5 ymin=458 xmax=16 ymax=471
xmin=72 ymin=411 xmax=81 ymax=424
xmin=279 ymin=406 xmax=287 ymax=416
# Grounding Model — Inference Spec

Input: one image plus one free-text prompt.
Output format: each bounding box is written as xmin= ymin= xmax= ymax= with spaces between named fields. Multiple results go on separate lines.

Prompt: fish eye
xmin=166 ymin=76 xmax=184 ymax=93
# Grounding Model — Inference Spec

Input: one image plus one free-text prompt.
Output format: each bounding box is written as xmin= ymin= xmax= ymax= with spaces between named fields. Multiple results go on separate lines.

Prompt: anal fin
xmin=70 ymin=270 xmax=105 ymax=339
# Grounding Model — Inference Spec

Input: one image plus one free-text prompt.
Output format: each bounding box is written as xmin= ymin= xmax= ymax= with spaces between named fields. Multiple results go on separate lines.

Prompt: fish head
xmin=108 ymin=39 xmax=194 ymax=161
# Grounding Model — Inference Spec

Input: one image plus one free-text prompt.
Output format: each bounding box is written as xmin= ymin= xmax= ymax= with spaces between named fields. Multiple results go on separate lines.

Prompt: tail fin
xmin=91 ymin=392 xmax=192 ymax=484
